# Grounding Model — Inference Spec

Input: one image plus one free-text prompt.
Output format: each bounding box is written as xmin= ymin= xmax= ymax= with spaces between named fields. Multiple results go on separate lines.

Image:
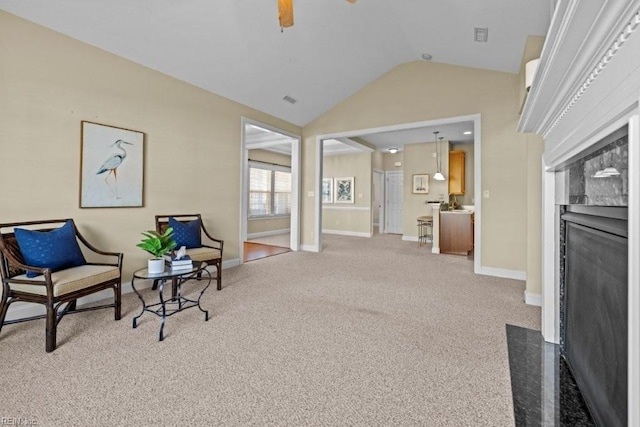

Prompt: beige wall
xmin=519 ymin=35 xmax=546 ymax=297
xmin=248 ymin=149 xmax=291 ymax=167
xmin=303 ymin=60 xmax=528 ymax=273
xmin=322 ymin=152 xmax=372 ymax=234
xmin=247 ymin=217 xmax=290 ymax=235
xmin=0 ymin=12 xmax=300 ymax=280
xmin=382 ymin=152 xmax=404 ymax=171
xmin=525 ymin=135 xmax=544 ymax=296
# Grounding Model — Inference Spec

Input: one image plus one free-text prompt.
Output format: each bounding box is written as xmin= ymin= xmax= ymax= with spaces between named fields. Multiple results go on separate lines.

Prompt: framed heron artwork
xmin=334 ymin=177 xmax=354 ymax=203
xmin=80 ymin=121 xmax=144 ymax=208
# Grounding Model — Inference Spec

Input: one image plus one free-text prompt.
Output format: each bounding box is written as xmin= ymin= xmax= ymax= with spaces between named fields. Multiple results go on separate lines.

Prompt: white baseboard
xmin=222 ymin=258 xmax=240 ymax=269
xmin=477 ymin=266 xmax=527 ymax=281
xmin=4 ymin=261 xmax=240 ymax=322
xmin=524 ymin=291 xmax=542 ymax=307
xmin=402 ymin=235 xmax=419 ymax=242
xmin=300 ymin=244 xmax=319 ymax=252
xmin=247 ymin=229 xmax=290 ymax=239
xmin=322 ymin=229 xmax=372 ymax=238
xmin=431 ymin=248 xmax=440 ymax=254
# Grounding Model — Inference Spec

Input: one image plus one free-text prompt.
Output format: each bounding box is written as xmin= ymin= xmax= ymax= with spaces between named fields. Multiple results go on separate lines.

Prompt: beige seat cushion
xmin=185 ymin=247 xmax=221 ymax=262
xmin=10 ymin=265 xmax=120 ymax=297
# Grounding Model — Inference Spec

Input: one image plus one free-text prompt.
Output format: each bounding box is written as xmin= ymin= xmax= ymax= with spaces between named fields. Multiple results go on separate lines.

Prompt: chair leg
xmin=151 ymin=279 xmax=160 ymax=290
xmin=216 ymin=261 xmax=222 ymax=291
xmin=45 ymin=305 xmax=57 ymax=353
xmin=114 ymin=282 xmax=122 ymax=320
xmin=0 ymin=284 xmax=10 ymax=335
xmin=67 ymin=299 xmax=77 ymax=312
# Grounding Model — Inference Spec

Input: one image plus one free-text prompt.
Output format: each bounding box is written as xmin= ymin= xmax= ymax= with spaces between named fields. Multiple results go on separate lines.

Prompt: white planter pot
xmin=147 ymin=258 xmax=165 ymax=274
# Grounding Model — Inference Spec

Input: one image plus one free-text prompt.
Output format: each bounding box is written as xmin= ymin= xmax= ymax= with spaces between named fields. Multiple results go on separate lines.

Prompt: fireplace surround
xmin=518 ymin=1 xmax=640 ymax=424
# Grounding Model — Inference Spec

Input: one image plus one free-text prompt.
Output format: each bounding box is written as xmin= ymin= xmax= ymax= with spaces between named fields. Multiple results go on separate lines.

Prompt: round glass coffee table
xmin=131 ymin=261 xmax=211 ymax=341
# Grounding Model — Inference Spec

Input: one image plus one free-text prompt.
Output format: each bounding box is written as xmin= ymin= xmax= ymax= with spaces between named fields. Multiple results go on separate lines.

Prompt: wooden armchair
xmin=155 ymin=214 xmax=224 ymax=290
xmin=0 ymin=219 xmax=123 ymax=352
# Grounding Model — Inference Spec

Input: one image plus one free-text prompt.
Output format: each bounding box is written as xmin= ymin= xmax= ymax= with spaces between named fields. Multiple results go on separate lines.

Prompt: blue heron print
xmin=97 ymin=139 xmax=133 ymax=198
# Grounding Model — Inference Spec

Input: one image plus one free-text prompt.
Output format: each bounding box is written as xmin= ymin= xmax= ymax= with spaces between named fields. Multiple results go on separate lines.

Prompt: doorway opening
xmin=240 ymin=118 xmax=301 ymax=263
xmin=314 ymin=114 xmax=482 ymax=274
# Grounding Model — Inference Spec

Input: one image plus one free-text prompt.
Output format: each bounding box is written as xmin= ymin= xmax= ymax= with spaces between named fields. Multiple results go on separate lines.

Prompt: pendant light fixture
xmin=433 ymin=131 xmax=445 ymax=181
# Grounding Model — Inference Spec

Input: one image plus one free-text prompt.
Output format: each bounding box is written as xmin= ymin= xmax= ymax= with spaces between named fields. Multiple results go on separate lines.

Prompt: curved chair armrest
xmin=3 ymin=268 xmax=54 ymax=296
xmin=72 ymin=226 xmax=123 ymax=268
xmin=201 ymin=228 xmax=224 ymax=251
xmin=86 ymin=254 xmax=124 ymax=269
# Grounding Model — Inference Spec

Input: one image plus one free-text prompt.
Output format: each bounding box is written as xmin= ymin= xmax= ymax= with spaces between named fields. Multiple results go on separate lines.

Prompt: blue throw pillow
xmin=15 ymin=220 xmax=87 ymax=278
xmin=168 ymin=217 xmax=201 ymax=249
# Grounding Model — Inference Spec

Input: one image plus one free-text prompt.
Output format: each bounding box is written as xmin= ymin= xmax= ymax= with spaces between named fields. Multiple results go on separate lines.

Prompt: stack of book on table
xmin=167 ymin=255 xmax=192 ymax=271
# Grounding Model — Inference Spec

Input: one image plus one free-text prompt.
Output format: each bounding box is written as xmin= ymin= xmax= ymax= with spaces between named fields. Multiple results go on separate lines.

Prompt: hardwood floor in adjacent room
xmin=243 ymin=241 xmax=291 ymax=262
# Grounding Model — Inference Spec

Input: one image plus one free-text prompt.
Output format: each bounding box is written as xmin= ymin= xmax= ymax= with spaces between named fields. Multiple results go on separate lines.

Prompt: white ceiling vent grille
xmin=282 ymin=95 xmax=297 ymax=104
xmin=474 ymin=27 xmax=489 ymax=42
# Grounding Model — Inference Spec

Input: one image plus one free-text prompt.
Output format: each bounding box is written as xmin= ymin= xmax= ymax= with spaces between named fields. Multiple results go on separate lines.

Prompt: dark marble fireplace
xmin=560 ymin=205 xmax=628 ymax=426
xmin=560 ymin=130 xmax=629 ymax=425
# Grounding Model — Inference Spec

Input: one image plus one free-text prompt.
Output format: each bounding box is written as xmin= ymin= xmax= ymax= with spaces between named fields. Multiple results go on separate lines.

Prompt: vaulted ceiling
xmin=0 ymin=0 xmax=551 ymax=128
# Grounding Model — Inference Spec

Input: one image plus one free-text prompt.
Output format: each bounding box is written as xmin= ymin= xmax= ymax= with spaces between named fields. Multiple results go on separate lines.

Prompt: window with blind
xmin=249 ymin=162 xmax=291 ymax=217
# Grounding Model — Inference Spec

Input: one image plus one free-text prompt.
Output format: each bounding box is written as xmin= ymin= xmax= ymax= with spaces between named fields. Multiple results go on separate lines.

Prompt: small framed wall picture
xmin=412 ymin=174 xmax=430 ymax=194
xmin=322 ymin=178 xmax=333 ymax=203
xmin=334 ymin=177 xmax=355 ymax=203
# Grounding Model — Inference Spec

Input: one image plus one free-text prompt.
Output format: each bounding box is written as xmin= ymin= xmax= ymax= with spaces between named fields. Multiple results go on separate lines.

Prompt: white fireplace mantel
xmin=518 ymin=0 xmax=640 ymax=424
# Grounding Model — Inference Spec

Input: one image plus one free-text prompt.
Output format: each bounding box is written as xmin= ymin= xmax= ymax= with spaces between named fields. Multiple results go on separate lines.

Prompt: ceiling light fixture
xmin=433 ymin=131 xmax=445 ymax=181
xmin=388 ymin=147 xmax=398 ymax=154
xmin=278 ymin=0 xmax=357 ymax=31
xmin=278 ymin=0 xmax=294 ymax=31
xmin=463 ymin=131 xmax=472 ymax=135
xmin=421 ymin=53 xmax=432 ymax=61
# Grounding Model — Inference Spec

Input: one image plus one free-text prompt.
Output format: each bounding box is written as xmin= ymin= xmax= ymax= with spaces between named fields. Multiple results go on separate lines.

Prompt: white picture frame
xmin=322 ymin=178 xmax=333 ymax=203
xmin=334 ymin=177 xmax=355 ymax=204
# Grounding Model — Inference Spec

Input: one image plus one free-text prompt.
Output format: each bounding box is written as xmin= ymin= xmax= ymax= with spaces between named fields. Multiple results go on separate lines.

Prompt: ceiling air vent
xmin=474 ymin=27 xmax=488 ymax=42
xmin=282 ymin=95 xmax=297 ymax=104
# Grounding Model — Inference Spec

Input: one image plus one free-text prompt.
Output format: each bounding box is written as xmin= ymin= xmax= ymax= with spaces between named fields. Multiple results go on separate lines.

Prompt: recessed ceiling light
xmin=463 ymin=131 xmax=472 ymax=135
xmin=474 ymin=27 xmax=488 ymax=42
xmin=421 ymin=53 xmax=432 ymax=61
xmin=388 ymin=147 xmax=398 ymax=154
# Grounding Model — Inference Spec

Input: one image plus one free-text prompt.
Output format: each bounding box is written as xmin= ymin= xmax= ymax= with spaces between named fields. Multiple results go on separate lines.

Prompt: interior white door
xmin=385 ymin=171 xmax=403 ymax=234
xmin=372 ymin=170 xmax=383 ymax=232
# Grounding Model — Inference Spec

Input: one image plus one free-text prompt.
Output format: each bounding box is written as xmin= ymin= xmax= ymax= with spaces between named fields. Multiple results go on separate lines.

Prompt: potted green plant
xmin=137 ymin=227 xmax=177 ymax=274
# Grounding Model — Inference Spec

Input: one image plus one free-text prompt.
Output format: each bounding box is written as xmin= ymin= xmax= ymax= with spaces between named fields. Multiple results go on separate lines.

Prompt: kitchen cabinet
xmin=440 ymin=211 xmax=474 ymax=256
xmin=448 ymin=150 xmax=465 ymax=195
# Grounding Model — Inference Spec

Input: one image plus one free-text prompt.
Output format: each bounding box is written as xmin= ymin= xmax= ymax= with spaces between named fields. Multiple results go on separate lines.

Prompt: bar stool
xmin=417 ymin=215 xmax=433 ymax=247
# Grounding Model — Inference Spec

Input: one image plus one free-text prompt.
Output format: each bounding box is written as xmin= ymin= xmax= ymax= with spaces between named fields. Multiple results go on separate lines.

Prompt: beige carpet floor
xmin=0 ymin=232 xmax=540 ymax=426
